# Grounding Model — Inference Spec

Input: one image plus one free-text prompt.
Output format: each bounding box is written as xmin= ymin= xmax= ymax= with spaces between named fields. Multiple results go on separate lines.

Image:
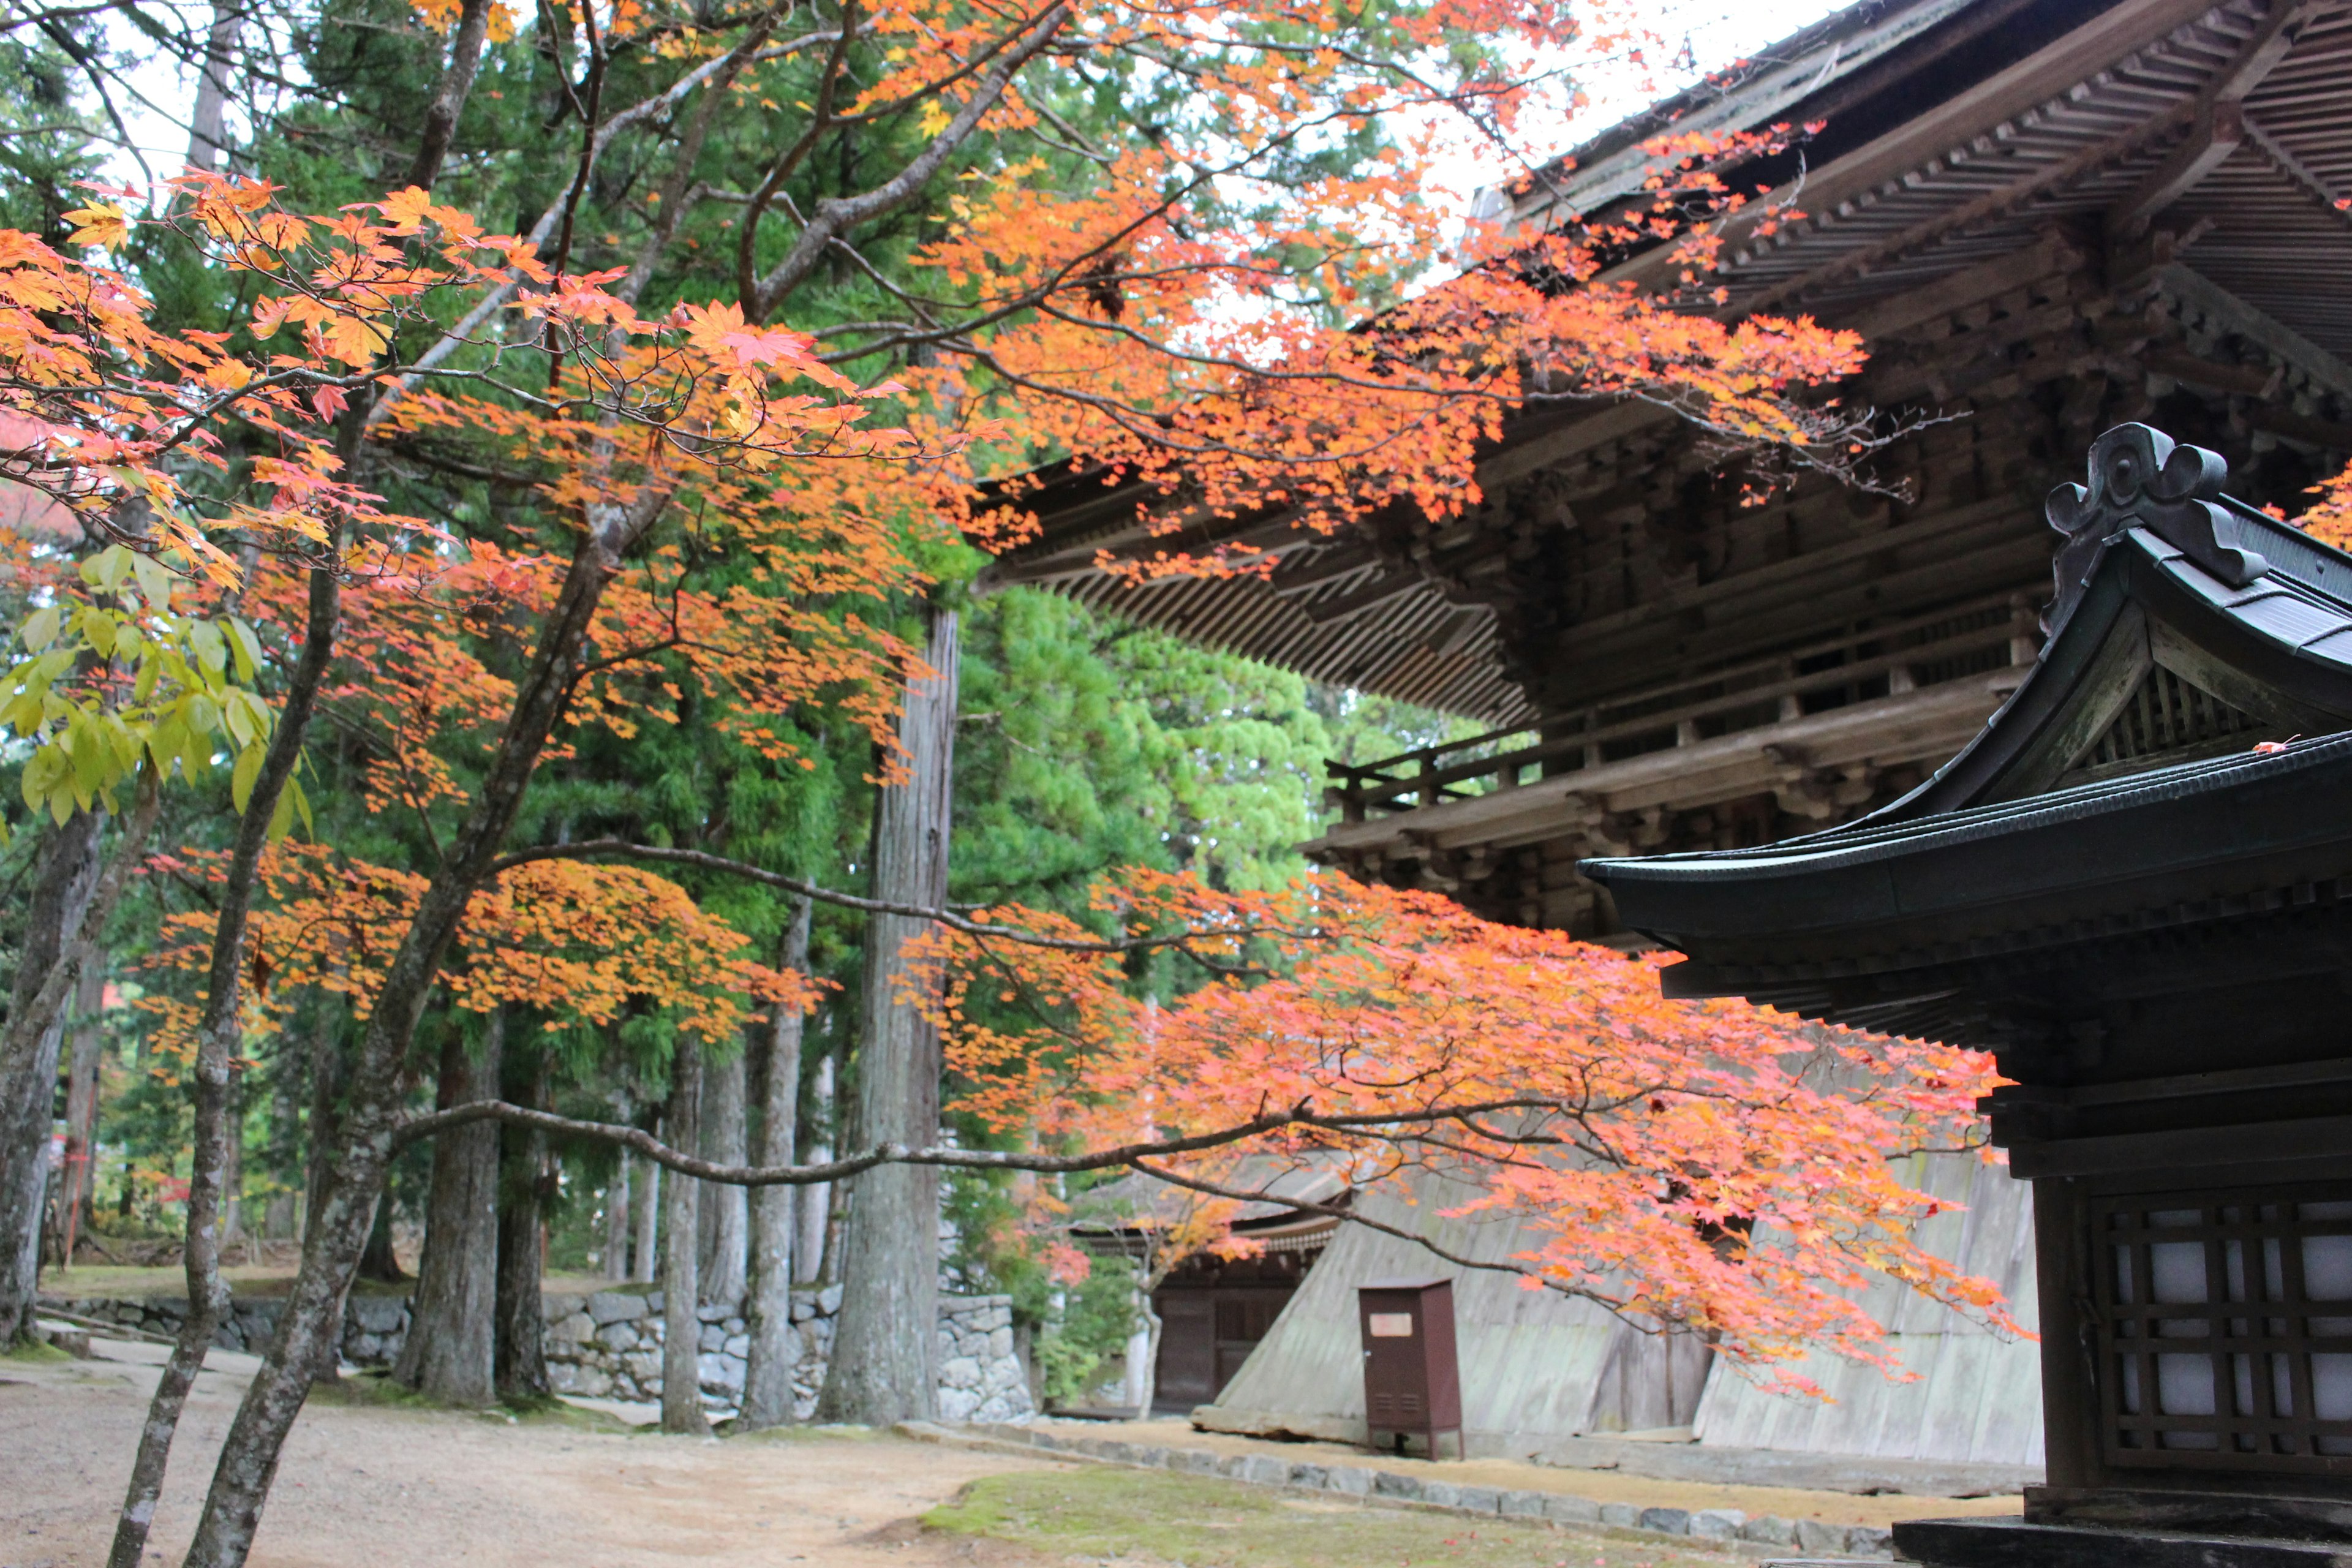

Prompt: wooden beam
xmin=2144 ymin=347 xmax=2281 ymax=398
xmin=2210 ymin=1 xmax=2316 ymax=100
xmin=2108 ymin=102 xmax=2245 ymax=239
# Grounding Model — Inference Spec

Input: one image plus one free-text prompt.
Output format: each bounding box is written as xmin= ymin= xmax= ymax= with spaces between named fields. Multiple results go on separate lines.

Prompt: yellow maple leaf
xmin=320 ymin=313 xmax=389 ymax=366
xmin=917 ymin=99 xmax=952 ymax=138
xmin=63 ymin=202 xmax=130 ymax=252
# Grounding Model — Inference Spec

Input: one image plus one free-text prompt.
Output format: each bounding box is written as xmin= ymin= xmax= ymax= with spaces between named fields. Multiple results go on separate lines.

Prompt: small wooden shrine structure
xmin=1586 ymin=422 xmax=2352 ymax=1565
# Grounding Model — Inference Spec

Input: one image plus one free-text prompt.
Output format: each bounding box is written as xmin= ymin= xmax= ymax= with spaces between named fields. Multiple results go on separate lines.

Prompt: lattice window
xmin=2096 ymin=1188 xmax=2352 ymax=1472
xmin=2081 ymin=665 xmax=2265 ymax=773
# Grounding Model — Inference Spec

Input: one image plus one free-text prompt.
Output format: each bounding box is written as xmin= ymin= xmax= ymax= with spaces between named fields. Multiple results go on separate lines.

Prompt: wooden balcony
xmin=1307 ymin=592 xmax=2040 ymax=882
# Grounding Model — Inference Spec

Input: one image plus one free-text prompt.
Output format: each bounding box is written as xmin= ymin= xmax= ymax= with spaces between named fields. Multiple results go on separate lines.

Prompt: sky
xmin=94 ymin=0 xmax=1859 ymax=206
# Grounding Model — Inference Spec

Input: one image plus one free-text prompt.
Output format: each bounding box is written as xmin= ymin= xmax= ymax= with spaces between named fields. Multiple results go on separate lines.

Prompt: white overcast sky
xmin=102 ymin=0 xmax=1853 ymax=205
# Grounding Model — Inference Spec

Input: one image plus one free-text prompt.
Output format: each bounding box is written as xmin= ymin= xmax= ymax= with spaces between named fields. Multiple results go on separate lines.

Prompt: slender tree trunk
xmin=108 ymin=509 xmax=342 ymax=1568
xmin=0 ymin=811 xmax=104 ymax=1343
xmin=796 ymin=1050 xmax=832 ymax=1284
xmin=660 ymin=1040 xmax=707 ymax=1434
xmin=181 ymin=528 xmax=632 ymax=1568
xmin=816 ymin=607 xmax=958 ymax=1424
xmin=631 ymin=1124 xmax=660 ymax=1284
xmin=603 ymin=1137 xmax=631 ymax=1281
xmin=59 ymin=954 xmax=107 ymax=1262
xmin=494 ymin=1033 xmax=549 ymax=1403
xmin=301 ymin=989 xmax=342 ymax=1257
xmin=221 ymin=1071 xmax=247 ymax=1257
xmin=391 ymin=1014 xmax=501 ymax=1404
xmin=741 ymin=898 xmax=810 ymax=1428
xmin=698 ymin=1047 xmax=748 ymax=1308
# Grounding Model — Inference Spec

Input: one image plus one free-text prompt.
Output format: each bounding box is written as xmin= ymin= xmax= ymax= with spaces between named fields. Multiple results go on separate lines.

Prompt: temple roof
xmin=981 ymin=0 xmax=2352 ymax=723
xmin=1580 ymin=423 xmax=2352 ymax=1047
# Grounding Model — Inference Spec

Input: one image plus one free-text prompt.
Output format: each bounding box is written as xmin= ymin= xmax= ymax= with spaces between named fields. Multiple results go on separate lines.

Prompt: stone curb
xmin=899 ymin=1420 xmax=1893 ymax=1561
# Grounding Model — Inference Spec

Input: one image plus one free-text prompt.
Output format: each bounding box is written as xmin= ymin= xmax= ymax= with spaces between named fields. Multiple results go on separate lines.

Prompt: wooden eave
xmin=1578 ymin=429 xmax=2352 ymax=1044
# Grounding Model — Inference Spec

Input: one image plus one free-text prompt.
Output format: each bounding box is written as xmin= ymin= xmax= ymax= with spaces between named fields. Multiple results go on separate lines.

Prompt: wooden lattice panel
xmin=2081 ymin=665 xmax=2266 ymax=776
xmin=2097 ymin=1186 xmax=2352 ymax=1473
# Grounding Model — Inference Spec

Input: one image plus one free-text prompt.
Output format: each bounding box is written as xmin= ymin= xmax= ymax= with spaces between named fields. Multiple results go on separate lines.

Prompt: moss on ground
xmin=922 ymin=1468 xmax=1755 ymax=1568
xmin=1 ymin=1336 xmax=74 ymax=1364
xmin=727 ymin=1422 xmax=889 ymax=1443
xmin=306 ymin=1372 xmax=634 ymax=1433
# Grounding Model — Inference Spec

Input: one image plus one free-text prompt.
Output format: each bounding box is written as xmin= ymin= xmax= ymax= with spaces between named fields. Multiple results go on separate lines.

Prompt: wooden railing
xmin=1324 ymin=594 xmax=2039 ymax=822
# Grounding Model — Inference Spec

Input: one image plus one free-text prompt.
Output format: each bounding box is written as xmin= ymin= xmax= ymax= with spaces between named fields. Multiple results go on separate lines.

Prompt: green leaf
xmin=132 ymin=551 xmax=175 ymax=611
xmin=81 ymin=610 xmax=116 ymax=658
xmin=222 ymin=689 xmax=255 ymax=747
xmin=231 ymin=741 xmax=265 ymax=815
xmin=145 ymin=715 xmax=183 ymax=777
xmin=189 ymin=617 xmax=227 ymax=678
xmin=20 ymin=604 xmax=60 ymax=650
xmin=79 ymin=545 xmax=129 ymax=590
xmin=235 ymin=689 xmax=274 ymax=744
xmin=224 ymin=617 xmax=262 ymax=683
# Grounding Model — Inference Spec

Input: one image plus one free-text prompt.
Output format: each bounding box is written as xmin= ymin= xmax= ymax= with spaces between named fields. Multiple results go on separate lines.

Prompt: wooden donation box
xmin=1359 ymin=1277 xmax=1463 ymax=1459
xmin=1585 ymin=424 xmax=2352 ymax=1567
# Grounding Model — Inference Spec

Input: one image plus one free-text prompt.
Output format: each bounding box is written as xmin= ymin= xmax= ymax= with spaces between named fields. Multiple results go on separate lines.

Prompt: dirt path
xmin=1 ymin=1340 xmax=1069 ymax=1568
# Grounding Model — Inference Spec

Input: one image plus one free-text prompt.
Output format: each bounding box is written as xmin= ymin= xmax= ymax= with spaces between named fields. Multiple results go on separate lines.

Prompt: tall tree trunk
xmin=603 ymin=1137 xmax=631 ymax=1280
xmin=184 ymin=0 xmax=243 ymax=170
xmin=0 ymin=811 xmax=105 ymax=1343
xmin=796 ymin=1050 xmax=832 ymax=1284
xmin=815 ymin=606 xmax=958 ymax=1424
xmin=494 ymin=1033 xmax=549 ymax=1403
xmin=631 ymin=1123 xmax=660 ymax=1284
xmin=391 ymin=1014 xmax=502 ymax=1404
xmin=698 ymin=1047 xmax=748 ymax=1308
xmin=660 ymin=1041 xmax=707 ymax=1434
xmin=59 ymin=953 xmax=107 ymax=1261
xmin=741 ymin=898 xmax=810 ymax=1428
xmin=262 ymin=1021 xmax=307 ymax=1243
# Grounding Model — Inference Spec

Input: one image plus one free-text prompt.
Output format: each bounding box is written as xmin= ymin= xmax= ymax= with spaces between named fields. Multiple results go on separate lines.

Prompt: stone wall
xmin=46 ymin=1290 xmax=412 ymax=1364
xmin=42 ymin=1287 xmax=1035 ymax=1423
xmin=539 ymin=1287 xmax=1031 ymax=1423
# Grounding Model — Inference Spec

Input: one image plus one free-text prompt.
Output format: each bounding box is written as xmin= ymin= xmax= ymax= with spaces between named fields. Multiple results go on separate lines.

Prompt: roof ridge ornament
xmin=2043 ymin=423 xmax=2269 ymax=633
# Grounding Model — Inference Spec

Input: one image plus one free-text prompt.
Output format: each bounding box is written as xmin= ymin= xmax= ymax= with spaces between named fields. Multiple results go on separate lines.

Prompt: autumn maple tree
xmin=917 ymin=871 xmax=2015 ymax=1388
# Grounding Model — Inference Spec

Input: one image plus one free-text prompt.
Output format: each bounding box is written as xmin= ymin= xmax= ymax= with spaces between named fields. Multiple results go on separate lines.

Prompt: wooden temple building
xmin=982 ymin=0 xmax=2352 ymax=1485
xmin=1588 ymin=420 xmax=2352 ymax=1561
